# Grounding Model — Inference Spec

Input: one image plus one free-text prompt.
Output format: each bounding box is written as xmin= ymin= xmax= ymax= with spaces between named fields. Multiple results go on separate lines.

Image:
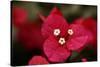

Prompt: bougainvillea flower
xmin=74 ymin=17 xmax=97 ymax=44
xmin=41 ymin=7 xmax=92 ymax=62
xmin=17 ymin=22 xmax=44 ymax=51
xmin=28 ymin=56 xmax=49 ymax=65
xmin=12 ymin=6 xmax=28 ymax=28
xmin=73 ymin=17 xmax=97 ymax=49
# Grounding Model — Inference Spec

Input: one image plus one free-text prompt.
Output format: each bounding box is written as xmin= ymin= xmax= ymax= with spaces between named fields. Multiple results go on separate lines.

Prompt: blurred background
xmin=11 ymin=1 xmax=97 ymax=66
xmin=12 ymin=1 xmax=97 ymax=22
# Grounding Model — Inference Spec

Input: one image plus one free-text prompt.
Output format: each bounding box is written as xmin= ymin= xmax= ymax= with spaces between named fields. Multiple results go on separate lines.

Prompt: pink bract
xmin=28 ymin=56 xmax=49 ymax=65
xmin=41 ymin=7 xmax=69 ymax=39
xmin=73 ymin=17 xmax=97 ymax=49
xmin=44 ymin=36 xmax=71 ymax=62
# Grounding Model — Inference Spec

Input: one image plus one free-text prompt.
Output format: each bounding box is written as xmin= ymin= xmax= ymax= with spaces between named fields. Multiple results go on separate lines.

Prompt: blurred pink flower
xmin=12 ymin=6 xmax=28 ymax=28
xmin=40 ymin=7 xmax=92 ymax=62
xmin=73 ymin=17 xmax=97 ymax=49
xmin=28 ymin=56 xmax=49 ymax=65
xmin=17 ymin=22 xmax=44 ymax=51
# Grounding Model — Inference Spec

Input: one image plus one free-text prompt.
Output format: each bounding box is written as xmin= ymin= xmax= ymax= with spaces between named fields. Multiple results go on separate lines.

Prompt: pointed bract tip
xmin=50 ymin=7 xmax=62 ymax=16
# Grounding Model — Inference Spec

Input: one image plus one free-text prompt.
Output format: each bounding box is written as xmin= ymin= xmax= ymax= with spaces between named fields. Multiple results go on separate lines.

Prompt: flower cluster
xmin=12 ymin=6 xmax=97 ymax=65
xmin=41 ymin=7 xmax=96 ymax=62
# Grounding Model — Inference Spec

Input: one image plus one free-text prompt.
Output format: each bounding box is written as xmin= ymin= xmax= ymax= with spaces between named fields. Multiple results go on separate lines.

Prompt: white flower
xmin=54 ymin=29 xmax=60 ymax=36
xmin=68 ymin=29 xmax=74 ymax=35
xmin=59 ymin=38 xmax=66 ymax=45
